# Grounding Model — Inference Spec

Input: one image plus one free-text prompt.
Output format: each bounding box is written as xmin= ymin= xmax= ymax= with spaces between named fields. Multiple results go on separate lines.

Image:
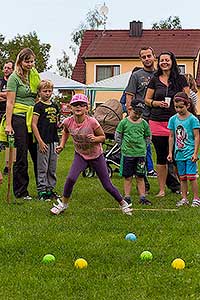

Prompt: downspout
xmin=193 ymin=58 xmax=196 ymax=78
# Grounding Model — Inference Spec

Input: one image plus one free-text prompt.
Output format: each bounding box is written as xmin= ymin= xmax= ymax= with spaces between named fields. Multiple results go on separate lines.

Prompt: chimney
xmin=129 ymin=21 xmax=143 ymax=37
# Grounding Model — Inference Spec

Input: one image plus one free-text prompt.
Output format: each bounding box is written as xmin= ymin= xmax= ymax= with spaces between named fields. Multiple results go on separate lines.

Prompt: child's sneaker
xmin=38 ymin=191 xmax=46 ymax=201
xmin=120 ymin=200 xmax=133 ymax=216
xmin=23 ymin=195 xmax=32 ymax=200
xmin=139 ymin=197 xmax=152 ymax=205
xmin=147 ymin=170 xmax=157 ymax=178
xmin=124 ymin=196 xmax=132 ymax=207
xmin=176 ymin=198 xmax=189 ymax=207
xmin=191 ymin=198 xmax=200 ymax=207
xmin=38 ymin=191 xmax=51 ymax=202
xmin=49 ymin=190 xmax=61 ymax=200
xmin=50 ymin=199 xmax=68 ymax=215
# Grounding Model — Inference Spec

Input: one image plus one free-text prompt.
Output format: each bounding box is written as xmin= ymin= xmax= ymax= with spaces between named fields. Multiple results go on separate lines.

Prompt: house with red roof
xmin=72 ymin=21 xmax=200 ymax=111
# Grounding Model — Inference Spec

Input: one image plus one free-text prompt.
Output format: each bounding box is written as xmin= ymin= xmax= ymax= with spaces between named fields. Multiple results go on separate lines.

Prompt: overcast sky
xmin=2 ymin=0 xmax=200 ymax=72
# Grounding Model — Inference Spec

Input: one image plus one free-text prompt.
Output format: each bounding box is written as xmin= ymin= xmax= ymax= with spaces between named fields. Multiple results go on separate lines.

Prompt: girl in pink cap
xmin=50 ymin=94 xmax=132 ymax=216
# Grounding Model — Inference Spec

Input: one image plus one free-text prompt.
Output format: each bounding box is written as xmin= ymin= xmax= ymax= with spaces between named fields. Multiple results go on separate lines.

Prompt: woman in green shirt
xmin=5 ymin=48 xmax=40 ymax=199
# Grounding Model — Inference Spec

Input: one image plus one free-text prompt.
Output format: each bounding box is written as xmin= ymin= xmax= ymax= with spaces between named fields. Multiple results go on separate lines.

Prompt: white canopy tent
xmin=39 ymin=71 xmax=131 ymax=108
xmin=39 ymin=71 xmax=86 ymax=90
xmin=86 ymin=71 xmax=132 ymax=107
xmin=87 ymin=71 xmax=131 ymax=91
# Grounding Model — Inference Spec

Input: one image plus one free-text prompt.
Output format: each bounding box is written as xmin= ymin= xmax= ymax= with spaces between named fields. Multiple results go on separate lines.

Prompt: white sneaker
xmin=50 ymin=199 xmax=68 ymax=215
xmin=23 ymin=195 xmax=32 ymax=200
xmin=147 ymin=170 xmax=157 ymax=178
xmin=176 ymin=198 xmax=189 ymax=207
xmin=120 ymin=200 xmax=133 ymax=216
xmin=191 ymin=198 xmax=200 ymax=207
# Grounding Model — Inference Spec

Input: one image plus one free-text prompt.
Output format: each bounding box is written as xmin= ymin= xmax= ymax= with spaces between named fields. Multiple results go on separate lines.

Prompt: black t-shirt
xmin=148 ymin=74 xmax=188 ymax=121
xmin=33 ymin=101 xmax=59 ymax=144
xmin=0 ymin=77 xmax=7 ymax=114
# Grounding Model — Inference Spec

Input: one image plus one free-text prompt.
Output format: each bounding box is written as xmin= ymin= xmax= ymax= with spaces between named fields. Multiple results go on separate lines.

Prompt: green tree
xmin=0 ymin=34 xmax=6 ymax=69
xmin=57 ymin=6 xmax=105 ymax=78
xmin=2 ymin=31 xmax=51 ymax=72
xmin=86 ymin=7 xmax=105 ymax=29
xmin=70 ymin=22 xmax=86 ymax=56
xmin=57 ymin=51 xmax=73 ymax=78
xmin=70 ymin=6 xmax=104 ymax=56
xmin=152 ymin=16 xmax=182 ymax=30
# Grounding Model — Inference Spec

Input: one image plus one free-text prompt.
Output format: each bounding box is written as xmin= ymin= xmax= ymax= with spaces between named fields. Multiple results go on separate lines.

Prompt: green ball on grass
xmin=140 ymin=251 xmax=153 ymax=261
xmin=42 ymin=254 xmax=55 ymax=264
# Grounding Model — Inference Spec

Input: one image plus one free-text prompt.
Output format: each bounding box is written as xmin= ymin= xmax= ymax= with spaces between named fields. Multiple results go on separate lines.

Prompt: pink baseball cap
xmin=70 ymin=94 xmax=88 ymax=105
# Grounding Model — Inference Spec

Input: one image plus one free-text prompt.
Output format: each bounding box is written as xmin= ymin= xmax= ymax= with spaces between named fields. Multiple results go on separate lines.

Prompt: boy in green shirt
xmin=115 ymin=100 xmax=152 ymax=206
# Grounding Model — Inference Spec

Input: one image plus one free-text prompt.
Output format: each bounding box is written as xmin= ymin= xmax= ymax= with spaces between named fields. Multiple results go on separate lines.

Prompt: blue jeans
xmin=146 ymin=144 xmax=154 ymax=172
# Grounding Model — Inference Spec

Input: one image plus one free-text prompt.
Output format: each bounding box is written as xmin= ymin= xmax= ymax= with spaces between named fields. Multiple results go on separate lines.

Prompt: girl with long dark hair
xmin=145 ymin=51 xmax=190 ymax=197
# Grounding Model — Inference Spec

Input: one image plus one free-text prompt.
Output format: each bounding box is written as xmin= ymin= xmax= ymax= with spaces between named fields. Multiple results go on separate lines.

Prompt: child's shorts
xmin=121 ymin=156 xmax=146 ymax=178
xmin=176 ymin=160 xmax=197 ymax=181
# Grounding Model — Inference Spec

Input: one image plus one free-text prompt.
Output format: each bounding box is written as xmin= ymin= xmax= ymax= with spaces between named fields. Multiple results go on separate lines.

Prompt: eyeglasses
xmin=71 ymin=102 xmax=87 ymax=107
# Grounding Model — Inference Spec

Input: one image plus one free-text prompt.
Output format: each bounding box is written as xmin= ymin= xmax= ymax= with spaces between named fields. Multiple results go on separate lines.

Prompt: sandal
xmin=156 ymin=192 xmax=165 ymax=197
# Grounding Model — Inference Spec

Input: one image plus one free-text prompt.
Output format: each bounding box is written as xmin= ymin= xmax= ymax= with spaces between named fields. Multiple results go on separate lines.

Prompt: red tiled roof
xmin=72 ymin=29 xmax=200 ymax=85
xmin=72 ymin=31 xmax=98 ymax=83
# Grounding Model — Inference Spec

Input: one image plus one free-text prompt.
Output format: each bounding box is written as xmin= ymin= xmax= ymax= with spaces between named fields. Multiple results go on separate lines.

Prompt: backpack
xmin=94 ymin=99 xmax=123 ymax=138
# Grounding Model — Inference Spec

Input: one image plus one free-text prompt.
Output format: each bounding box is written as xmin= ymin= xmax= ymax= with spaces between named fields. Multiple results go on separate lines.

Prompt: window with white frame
xmin=178 ymin=65 xmax=186 ymax=75
xmin=96 ymin=65 xmax=120 ymax=82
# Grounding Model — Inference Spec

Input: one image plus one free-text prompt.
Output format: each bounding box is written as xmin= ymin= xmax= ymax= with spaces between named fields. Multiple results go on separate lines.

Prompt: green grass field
xmin=0 ymin=140 xmax=200 ymax=300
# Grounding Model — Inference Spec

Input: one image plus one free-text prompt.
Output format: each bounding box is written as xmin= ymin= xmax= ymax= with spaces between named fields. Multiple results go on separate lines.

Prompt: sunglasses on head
xmin=71 ymin=102 xmax=87 ymax=107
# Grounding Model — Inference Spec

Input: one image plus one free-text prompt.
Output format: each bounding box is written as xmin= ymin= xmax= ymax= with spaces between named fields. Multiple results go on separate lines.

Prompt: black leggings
xmin=152 ymin=136 xmax=169 ymax=165
xmin=12 ymin=115 xmax=37 ymax=198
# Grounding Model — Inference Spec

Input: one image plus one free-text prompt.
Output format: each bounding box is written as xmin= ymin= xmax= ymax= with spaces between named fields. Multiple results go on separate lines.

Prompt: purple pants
xmin=63 ymin=153 xmax=123 ymax=203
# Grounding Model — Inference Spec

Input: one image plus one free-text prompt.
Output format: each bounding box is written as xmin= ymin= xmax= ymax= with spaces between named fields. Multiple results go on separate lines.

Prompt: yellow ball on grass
xmin=171 ymin=258 xmax=185 ymax=270
xmin=74 ymin=258 xmax=88 ymax=269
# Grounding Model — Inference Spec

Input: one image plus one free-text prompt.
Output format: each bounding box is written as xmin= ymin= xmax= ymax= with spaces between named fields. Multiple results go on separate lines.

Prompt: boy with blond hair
xmin=32 ymin=80 xmax=59 ymax=200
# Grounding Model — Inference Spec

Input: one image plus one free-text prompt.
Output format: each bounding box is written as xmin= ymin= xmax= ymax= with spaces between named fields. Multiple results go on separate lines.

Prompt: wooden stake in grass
xmin=5 ymin=134 xmax=16 ymax=204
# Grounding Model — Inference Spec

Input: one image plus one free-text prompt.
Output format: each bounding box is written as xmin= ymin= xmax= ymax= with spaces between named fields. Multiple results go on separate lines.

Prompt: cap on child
xmin=131 ymin=99 xmax=145 ymax=112
xmin=70 ymin=94 xmax=88 ymax=105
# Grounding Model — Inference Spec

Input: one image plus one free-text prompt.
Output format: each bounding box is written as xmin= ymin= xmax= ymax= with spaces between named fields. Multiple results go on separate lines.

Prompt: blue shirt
xmin=168 ymin=113 xmax=200 ymax=161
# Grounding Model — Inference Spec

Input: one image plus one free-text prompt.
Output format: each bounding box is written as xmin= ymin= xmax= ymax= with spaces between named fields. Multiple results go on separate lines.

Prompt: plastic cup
xmin=165 ymin=97 xmax=171 ymax=107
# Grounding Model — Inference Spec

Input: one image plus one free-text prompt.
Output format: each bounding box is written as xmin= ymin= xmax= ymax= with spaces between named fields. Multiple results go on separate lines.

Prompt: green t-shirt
xmin=116 ymin=117 xmax=150 ymax=157
xmin=7 ymin=72 xmax=36 ymax=109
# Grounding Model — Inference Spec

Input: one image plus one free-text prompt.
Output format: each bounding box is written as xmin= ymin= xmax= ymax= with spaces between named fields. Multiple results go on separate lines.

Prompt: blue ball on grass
xmin=125 ymin=233 xmax=137 ymax=241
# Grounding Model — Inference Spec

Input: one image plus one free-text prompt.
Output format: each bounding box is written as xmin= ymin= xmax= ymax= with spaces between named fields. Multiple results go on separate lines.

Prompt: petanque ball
xmin=125 ymin=233 xmax=137 ymax=241
xmin=42 ymin=254 xmax=56 ymax=264
xmin=74 ymin=258 xmax=88 ymax=269
xmin=171 ymin=258 xmax=185 ymax=270
xmin=140 ymin=251 xmax=153 ymax=261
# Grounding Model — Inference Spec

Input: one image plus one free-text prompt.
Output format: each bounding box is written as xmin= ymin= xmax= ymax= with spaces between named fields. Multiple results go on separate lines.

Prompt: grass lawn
xmin=0 ymin=140 xmax=200 ymax=300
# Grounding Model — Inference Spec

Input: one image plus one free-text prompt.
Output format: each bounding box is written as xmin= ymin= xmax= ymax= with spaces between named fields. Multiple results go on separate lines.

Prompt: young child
xmin=167 ymin=92 xmax=200 ymax=207
xmin=115 ymin=99 xmax=152 ymax=206
xmin=50 ymin=94 xmax=132 ymax=216
xmin=32 ymin=80 xmax=59 ymax=200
